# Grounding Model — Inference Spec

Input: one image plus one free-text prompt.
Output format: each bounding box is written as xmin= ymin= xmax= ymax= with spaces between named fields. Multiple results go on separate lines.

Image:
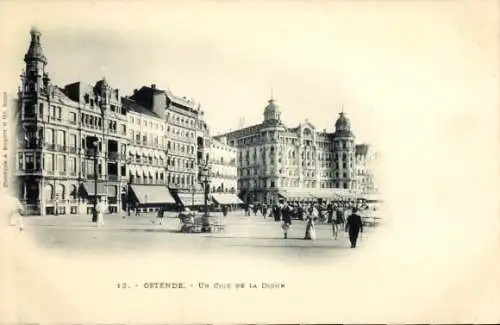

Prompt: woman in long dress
xmin=304 ymin=215 xmax=316 ymax=240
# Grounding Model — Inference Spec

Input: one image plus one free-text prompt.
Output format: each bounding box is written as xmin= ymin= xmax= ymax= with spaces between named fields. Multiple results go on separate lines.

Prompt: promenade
xmin=19 ymin=210 xmax=377 ymax=258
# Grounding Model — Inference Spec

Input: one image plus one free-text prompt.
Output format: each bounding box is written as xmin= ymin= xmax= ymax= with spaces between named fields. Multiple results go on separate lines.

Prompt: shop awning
xmin=130 ymin=185 xmax=176 ymax=204
xmin=278 ymin=189 xmax=315 ymax=200
xmin=212 ymin=193 xmax=244 ymax=205
xmin=81 ymin=181 xmax=107 ymax=196
xmin=177 ymin=193 xmax=211 ymax=206
xmin=309 ymin=189 xmax=352 ymax=200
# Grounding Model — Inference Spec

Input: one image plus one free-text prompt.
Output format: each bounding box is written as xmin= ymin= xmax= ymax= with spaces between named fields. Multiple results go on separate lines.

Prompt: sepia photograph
xmin=0 ymin=1 xmax=498 ymax=324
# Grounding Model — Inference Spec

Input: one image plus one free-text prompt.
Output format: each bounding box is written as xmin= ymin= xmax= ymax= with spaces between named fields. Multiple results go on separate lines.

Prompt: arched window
xmin=70 ymin=185 xmax=77 ymax=200
xmin=56 ymin=184 xmax=65 ymax=199
xmin=44 ymin=184 xmax=54 ymax=201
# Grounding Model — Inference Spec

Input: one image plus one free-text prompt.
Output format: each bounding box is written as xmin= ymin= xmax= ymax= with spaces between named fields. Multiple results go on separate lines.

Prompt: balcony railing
xmin=84 ymin=149 xmax=98 ymax=156
xmin=108 ymin=175 xmax=119 ymax=181
xmin=20 ymin=141 xmax=43 ymax=149
xmin=107 ymin=152 xmax=119 ymax=160
xmin=44 ymin=143 xmax=55 ymax=150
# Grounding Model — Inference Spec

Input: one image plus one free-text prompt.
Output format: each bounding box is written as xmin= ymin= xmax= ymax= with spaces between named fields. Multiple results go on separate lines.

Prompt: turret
xmin=23 ymin=27 xmax=48 ymax=94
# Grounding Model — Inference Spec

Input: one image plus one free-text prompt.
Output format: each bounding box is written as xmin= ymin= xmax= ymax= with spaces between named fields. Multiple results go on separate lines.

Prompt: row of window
xmin=238 ymin=179 xmax=350 ymax=189
xmin=232 ymin=133 xmax=353 ymax=149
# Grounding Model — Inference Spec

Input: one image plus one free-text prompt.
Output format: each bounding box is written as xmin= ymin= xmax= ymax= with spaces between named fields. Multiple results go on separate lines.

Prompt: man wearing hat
xmin=345 ymin=207 xmax=363 ymax=248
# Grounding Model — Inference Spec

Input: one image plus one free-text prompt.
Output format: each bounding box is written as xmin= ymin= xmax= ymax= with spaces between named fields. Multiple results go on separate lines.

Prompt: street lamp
xmin=92 ymin=140 xmax=99 ymax=222
xmin=191 ymin=185 xmax=196 ymax=208
xmin=199 ymin=161 xmax=212 ymax=232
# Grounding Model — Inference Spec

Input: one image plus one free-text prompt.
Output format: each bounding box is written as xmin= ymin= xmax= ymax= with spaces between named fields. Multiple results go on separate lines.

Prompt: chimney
xmin=133 ymin=89 xmax=138 ymax=94
xmin=151 ymin=84 xmax=156 ymax=89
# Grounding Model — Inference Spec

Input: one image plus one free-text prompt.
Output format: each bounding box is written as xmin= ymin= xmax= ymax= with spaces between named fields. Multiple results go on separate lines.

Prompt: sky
xmin=0 ymin=1 xmax=498 ymax=184
xmin=4 ymin=1 xmax=489 ymax=143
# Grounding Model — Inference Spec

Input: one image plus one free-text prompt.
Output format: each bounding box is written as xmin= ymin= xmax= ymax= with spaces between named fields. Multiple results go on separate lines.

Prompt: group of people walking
xmin=247 ymin=201 xmax=364 ymax=248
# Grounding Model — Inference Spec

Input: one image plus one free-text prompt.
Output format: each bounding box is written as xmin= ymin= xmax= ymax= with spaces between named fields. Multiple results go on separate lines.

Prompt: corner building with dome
xmin=219 ymin=97 xmax=373 ymax=204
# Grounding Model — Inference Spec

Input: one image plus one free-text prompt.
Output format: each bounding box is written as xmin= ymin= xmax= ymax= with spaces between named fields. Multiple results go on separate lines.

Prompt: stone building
xmin=16 ymin=28 xmax=129 ymax=215
xmin=209 ymin=136 xmax=238 ymax=193
xmin=122 ymin=96 xmax=175 ymax=212
xmin=126 ymin=85 xmax=211 ymax=208
xmin=220 ymin=97 xmax=364 ymax=204
xmin=354 ymin=144 xmax=380 ymax=196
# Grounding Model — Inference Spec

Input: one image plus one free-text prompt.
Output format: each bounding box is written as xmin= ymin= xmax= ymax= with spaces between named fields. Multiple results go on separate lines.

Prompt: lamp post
xmin=92 ymin=140 xmax=99 ymax=222
xmin=199 ymin=161 xmax=212 ymax=232
xmin=191 ymin=185 xmax=196 ymax=208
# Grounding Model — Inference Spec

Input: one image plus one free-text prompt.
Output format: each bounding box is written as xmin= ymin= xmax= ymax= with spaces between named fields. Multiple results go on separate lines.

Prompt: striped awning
xmin=177 ymin=193 xmax=211 ymax=207
xmin=278 ymin=189 xmax=315 ymax=200
xmin=130 ymin=185 xmax=176 ymax=204
xmin=212 ymin=193 xmax=243 ymax=205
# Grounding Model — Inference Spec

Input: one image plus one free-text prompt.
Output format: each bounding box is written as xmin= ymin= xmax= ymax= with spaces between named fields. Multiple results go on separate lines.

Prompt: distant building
xmin=354 ymin=144 xmax=379 ymax=196
xmin=220 ymin=97 xmax=376 ymax=204
xmin=209 ymin=136 xmax=238 ymax=194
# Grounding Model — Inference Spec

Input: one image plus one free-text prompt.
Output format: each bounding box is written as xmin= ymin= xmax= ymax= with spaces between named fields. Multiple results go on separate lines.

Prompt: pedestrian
xmin=262 ymin=203 xmax=268 ymax=218
xmin=7 ymin=196 xmax=24 ymax=233
xmin=327 ymin=202 xmax=334 ymax=224
xmin=96 ymin=197 xmax=105 ymax=228
xmin=304 ymin=215 xmax=316 ymax=240
xmin=157 ymin=207 xmax=165 ymax=225
xmin=252 ymin=204 xmax=258 ymax=216
xmin=274 ymin=203 xmax=282 ymax=222
xmin=332 ymin=206 xmax=345 ymax=240
xmin=345 ymin=208 xmax=363 ymax=248
xmin=281 ymin=204 xmax=292 ymax=239
xmin=222 ymin=205 xmax=228 ymax=217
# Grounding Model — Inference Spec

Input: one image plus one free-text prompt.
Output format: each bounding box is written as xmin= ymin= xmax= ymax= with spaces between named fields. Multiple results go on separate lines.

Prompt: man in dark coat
xmin=345 ymin=208 xmax=363 ymax=248
xmin=274 ymin=204 xmax=282 ymax=222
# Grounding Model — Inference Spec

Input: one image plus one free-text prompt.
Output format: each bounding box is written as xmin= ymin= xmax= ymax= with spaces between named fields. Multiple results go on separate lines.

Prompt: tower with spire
xmin=22 ymin=27 xmax=48 ymax=96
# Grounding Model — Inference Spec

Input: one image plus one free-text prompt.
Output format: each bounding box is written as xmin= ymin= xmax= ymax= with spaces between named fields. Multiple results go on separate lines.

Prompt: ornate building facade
xmin=209 ymin=136 xmax=237 ymax=194
xmin=16 ymin=28 xmax=130 ymax=215
xmin=126 ymin=85 xmax=211 ymax=208
xmin=221 ymin=97 xmax=371 ymax=204
xmin=15 ymin=28 xmax=214 ymax=215
xmin=354 ymin=144 xmax=380 ymax=196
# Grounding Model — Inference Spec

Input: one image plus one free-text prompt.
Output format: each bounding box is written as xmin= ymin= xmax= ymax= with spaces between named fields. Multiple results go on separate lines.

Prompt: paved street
xmin=20 ymin=210 xmax=378 ymax=260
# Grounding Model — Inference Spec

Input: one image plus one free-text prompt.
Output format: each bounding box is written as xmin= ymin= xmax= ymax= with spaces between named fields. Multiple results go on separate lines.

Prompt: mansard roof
xmin=122 ymin=97 xmax=161 ymax=119
xmin=355 ymin=144 xmax=369 ymax=156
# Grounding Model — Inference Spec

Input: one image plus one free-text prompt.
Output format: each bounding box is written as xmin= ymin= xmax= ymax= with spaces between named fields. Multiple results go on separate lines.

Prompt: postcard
xmin=0 ymin=1 xmax=498 ymax=324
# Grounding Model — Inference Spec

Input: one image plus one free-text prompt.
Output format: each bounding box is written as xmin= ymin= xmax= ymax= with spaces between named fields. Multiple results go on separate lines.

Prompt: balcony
xmin=22 ymin=112 xmax=38 ymax=120
xmin=107 ymin=152 xmax=119 ymax=161
xmin=20 ymin=141 xmax=42 ymax=150
xmin=44 ymin=143 xmax=55 ymax=151
xmin=84 ymin=149 xmax=98 ymax=156
xmin=108 ymin=175 xmax=119 ymax=181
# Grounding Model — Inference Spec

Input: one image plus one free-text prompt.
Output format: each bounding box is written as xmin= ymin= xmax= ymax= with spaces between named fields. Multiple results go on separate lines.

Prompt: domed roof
xmin=333 ymin=112 xmax=354 ymax=138
xmin=335 ymin=112 xmax=350 ymax=130
xmin=264 ymin=98 xmax=279 ymax=114
xmin=263 ymin=97 xmax=282 ymax=124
